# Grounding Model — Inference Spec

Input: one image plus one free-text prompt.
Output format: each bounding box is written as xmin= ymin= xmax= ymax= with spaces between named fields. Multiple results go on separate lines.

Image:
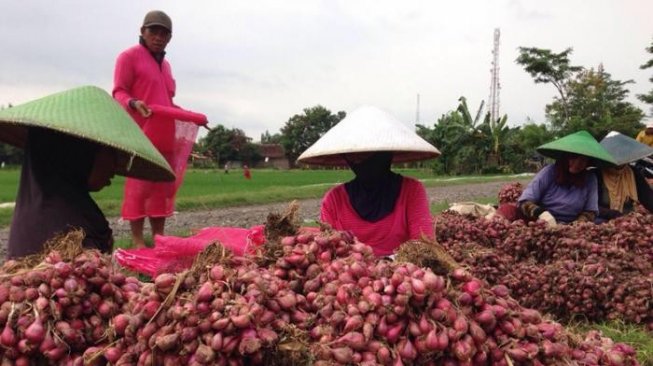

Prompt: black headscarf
xmin=8 ymin=128 xmax=113 ymax=258
xmin=344 ymin=152 xmax=403 ymax=222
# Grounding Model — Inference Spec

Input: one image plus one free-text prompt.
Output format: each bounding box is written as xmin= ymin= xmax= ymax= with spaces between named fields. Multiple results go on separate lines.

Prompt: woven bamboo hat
xmin=297 ymin=106 xmax=440 ymax=166
xmin=600 ymin=131 xmax=653 ymax=166
xmin=536 ymin=130 xmax=616 ymax=167
xmin=0 ymin=86 xmax=175 ymax=181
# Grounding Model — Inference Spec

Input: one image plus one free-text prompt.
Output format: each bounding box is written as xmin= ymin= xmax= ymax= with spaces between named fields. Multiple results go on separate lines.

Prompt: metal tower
xmin=415 ymin=93 xmax=420 ymax=124
xmin=489 ymin=28 xmax=501 ymax=124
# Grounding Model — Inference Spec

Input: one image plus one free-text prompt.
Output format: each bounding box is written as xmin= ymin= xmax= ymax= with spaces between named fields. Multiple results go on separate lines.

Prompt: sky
xmin=1 ymin=0 xmax=652 ymax=141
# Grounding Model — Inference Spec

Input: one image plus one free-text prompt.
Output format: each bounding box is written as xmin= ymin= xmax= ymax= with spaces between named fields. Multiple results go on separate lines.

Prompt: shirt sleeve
xmin=634 ymin=168 xmax=653 ymax=213
xmin=405 ymin=179 xmax=435 ymax=240
xmin=319 ymin=188 xmax=338 ymax=227
xmin=583 ymin=172 xmax=599 ymax=213
xmin=518 ymin=165 xmax=552 ymax=204
xmin=112 ymin=51 xmax=136 ymax=108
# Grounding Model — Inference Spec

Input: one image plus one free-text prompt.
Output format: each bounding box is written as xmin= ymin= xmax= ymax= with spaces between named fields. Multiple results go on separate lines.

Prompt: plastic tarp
xmin=114 ymin=225 xmax=264 ymax=277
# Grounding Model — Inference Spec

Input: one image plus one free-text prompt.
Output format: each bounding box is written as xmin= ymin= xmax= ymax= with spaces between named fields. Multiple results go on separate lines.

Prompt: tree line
xmin=2 ymin=38 xmax=653 ymax=172
xmin=194 ymin=38 xmax=653 ymax=173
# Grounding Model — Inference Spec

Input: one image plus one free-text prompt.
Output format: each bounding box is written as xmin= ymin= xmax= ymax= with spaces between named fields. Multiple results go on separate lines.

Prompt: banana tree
xmin=482 ymin=114 xmax=510 ymax=165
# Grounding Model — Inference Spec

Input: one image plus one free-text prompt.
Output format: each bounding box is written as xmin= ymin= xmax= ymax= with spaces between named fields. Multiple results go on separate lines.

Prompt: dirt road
xmin=0 ymin=179 xmax=529 ymax=255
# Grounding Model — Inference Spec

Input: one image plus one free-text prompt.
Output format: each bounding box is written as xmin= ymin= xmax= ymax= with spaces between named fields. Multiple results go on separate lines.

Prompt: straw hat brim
xmin=297 ymin=106 xmax=440 ymax=166
xmin=0 ymin=86 xmax=175 ymax=182
xmin=536 ymin=130 xmax=616 ymax=167
xmin=600 ymin=131 xmax=653 ymax=166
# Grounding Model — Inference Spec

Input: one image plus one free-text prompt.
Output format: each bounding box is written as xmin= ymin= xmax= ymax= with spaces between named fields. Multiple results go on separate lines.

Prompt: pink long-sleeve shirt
xmin=113 ymin=44 xmax=176 ymax=124
xmin=320 ymin=177 xmax=435 ymax=257
xmin=113 ymin=44 xmax=179 ymax=219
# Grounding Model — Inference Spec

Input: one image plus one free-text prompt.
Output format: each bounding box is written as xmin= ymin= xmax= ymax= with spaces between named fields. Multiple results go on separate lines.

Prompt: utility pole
xmin=489 ymin=28 xmax=501 ymax=125
xmin=415 ymin=93 xmax=420 ymax=124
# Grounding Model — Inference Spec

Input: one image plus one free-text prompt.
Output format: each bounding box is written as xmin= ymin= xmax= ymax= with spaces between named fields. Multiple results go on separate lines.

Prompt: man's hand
xmin=130 ymin=100 xmax=152 ymax=117
xmin=538 ymin=211 xmax=557 ymax=227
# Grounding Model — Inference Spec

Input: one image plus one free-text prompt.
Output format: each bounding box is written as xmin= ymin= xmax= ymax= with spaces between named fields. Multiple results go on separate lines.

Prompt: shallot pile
xmin=0 ymin=245 xmax=142 ymax=365
xmin=436 ymin=206 xmax=653 ymax=328
xmin=0 ymin=227 xmax=641 ymax=365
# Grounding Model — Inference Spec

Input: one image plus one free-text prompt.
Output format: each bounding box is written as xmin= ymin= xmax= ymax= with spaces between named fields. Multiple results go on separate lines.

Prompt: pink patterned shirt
xmin=320 ymin=177 xmax=434 ymax=257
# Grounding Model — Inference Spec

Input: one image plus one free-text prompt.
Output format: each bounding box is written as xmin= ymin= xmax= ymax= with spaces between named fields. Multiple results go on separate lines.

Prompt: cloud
xmin=1 ymin=0 xmax=652 ymax=139
xmin=507 ymin=0 xmax=553 ymax=21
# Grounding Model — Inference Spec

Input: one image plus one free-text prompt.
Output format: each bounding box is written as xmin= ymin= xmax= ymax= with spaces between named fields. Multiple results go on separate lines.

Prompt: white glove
xmin=538 ymin=211 xmax=557 ymax=227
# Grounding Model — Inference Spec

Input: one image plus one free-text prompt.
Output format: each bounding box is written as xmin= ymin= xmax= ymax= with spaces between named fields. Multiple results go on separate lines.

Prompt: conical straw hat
xmin=297 ymin=106 xmax=440 ymax=166
xmin=600 ymin=131 xmax=653 ymax=166
xmin=0 ymin=86 xmax=174 ymax=181
xmin=536 ymin=130 xmax=616 ymax=167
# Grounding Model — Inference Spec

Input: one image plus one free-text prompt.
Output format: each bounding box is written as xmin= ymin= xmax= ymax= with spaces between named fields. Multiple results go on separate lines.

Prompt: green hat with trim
xmin=0 ymin=85 xmax=175 ymax=181
xmin=536 ymin=130 xmax=616 ymax=166
xmin=600 ymin=131 xmax=653 ymax=166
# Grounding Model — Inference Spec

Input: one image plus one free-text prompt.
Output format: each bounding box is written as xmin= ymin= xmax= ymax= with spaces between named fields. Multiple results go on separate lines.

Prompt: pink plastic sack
xmin=114 ymin=225 xmax=265 ymax=277
xmin=121 ymin=105 xmax=206 ymax=220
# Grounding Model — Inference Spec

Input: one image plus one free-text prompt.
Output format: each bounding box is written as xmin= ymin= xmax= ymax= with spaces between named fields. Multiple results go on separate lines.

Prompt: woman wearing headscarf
xmin=595 ymin=131 xmax=653 ymax=221
xmin=297 ymin=106 xmax=440 ymax=257
xmin=8 ymin=128 xmax=116 ymax=257
xmin=517 ymin=130 xmax=617 ymax=226
xmin=0 ymin=86 xmax=175 ymax=258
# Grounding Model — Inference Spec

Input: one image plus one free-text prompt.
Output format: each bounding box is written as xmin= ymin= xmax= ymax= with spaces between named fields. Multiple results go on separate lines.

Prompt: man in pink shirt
xmin=297 ymin=106 xmax=441 ymax=257
xmin=112 ymin=10 xmax=179 ymax=248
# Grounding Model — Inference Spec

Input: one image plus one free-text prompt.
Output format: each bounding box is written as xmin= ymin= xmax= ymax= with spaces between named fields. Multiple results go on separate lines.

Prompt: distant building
xmin=189 ymin=152 xmax=215 ymax=168
xmin=255 ymin=143 xmax=288 ymax=169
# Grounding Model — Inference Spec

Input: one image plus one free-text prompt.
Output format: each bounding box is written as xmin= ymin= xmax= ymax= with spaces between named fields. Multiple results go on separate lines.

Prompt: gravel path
xmin=0 ymin=179 xmax=530 ymax=254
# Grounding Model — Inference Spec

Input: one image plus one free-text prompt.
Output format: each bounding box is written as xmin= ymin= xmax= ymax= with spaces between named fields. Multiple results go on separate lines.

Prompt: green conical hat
xmin=536 ymin=130 xmax=616 ymax=166
xmin=0 ymin=86 xmax=174 ymax=181
xmin=600 ymin=131 xmax=653 ymax=166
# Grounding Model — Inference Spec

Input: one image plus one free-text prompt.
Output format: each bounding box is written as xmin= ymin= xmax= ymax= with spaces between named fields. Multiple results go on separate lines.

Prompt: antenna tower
xmin=415 ymin=93 xmax=420 ymax=124
xmin=489 ymin=28 xmax=501 ymax=124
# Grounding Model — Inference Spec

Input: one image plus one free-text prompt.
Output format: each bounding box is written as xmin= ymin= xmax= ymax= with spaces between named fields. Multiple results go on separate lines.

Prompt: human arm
xmin=112 ymin=52 xmax=151 ymax=117
xmin=405 ymin=180 xmax=435 ymax=240
xmin=319 ymin=188 xmax=338 ymax=227
xmin=598 ymin=207 xmax=623 ymax=220
xmin=518 ymin=166 xmax=553 ymax=220
xmin=576 ymin=173 xmax=598 ymax=223
xmin=634 ymin=167 xmax=653 ymax=213
xmin=518 ymin=201 xmax=557 ymax=226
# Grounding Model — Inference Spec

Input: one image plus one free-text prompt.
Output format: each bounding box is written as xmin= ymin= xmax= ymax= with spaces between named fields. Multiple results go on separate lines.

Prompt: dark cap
xmin=142 ymin=10 xmax=172 ymax=32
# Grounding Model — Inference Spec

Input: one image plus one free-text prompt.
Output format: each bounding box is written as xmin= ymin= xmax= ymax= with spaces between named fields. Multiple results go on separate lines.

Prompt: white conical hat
xmin=297 ymin=106 xmax=440 ymax=166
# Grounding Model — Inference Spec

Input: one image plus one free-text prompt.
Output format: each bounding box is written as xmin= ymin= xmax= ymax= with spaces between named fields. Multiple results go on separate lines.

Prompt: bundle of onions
xmin=0 ymin=248 xmax=142 ymax=365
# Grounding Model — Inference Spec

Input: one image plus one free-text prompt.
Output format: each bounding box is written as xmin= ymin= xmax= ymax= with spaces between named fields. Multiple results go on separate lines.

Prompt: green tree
xmin=455 ymin=97 xmax=492 ymax=172
xmin=638 ymin=37 xmax=653 ymax=111
xmin=545 ymin=65 xmax=643 ymax=138
xmin=417 ymin=109 xmax=481 ymax=175
xmin=516 ymin=47 xmax=582 ymax=122
xmin=418 ymin=98 xmax=495 ymax=174
xmin=417 ymin=112 xmax=462 ymax=174
xmin=197 ymin=125 xmax=260 ymax=165
xmin=516 ymin=122 xmax=555 ymax=150
xmin=239 ymin=143 xmax=263 ymax=166
xmin=280 ymin=105 xmax=346 ymax=168
xmin=479 ymin=114 xmax=509 ymax=166
xmin=260 ymin=130 xmax=282 ymax=144
xmin=501 ymin=122 xmax=554 ymax=172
